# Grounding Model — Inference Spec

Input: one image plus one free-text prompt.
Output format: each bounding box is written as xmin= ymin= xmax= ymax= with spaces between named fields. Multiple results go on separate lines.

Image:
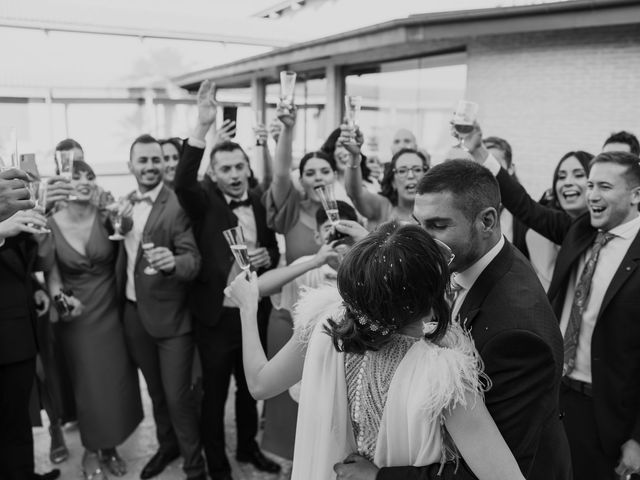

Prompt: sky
xmin=0 ymin=0 xmax=570 ymax=91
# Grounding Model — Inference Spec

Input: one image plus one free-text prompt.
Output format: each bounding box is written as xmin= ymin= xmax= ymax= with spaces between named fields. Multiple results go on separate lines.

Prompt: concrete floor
xmin=33 ymin=376 xmax=292 ymax=480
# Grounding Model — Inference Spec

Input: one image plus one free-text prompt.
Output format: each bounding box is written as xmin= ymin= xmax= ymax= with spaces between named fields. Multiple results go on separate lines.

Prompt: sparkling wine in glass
xmin=451 ymin=100 xmax=479 ymax=148
xmin=314 ymin=184 xmax=340 ymax=226
xmin=107 ymin=205 xmax=124 ymax=241
xmin=223 ymin=226 xmax=251 ymax=277
xmin=141 ymin=232 xmax=158 ymax=275
xmin=55 ymin=150 xmax=77 ymax=200
xmin=344 ymin=95 xmax=362 ymax=129
xmin=255 ymin=109 xmax=265 ymax=146
xmin=279 ymin=71 xmax=297 ymax=109
xmin=0 ymin=126 xmax=18 ymax=171
xmin=27 ymin=180 xmax=50 ymax=234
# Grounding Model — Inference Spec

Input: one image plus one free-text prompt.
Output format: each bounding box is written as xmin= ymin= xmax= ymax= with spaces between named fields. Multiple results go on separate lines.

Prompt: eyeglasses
xmin=433 ymin=238 xmax=455 ymax=266
xmin=393 ymin=166 xmax=425 ymax=178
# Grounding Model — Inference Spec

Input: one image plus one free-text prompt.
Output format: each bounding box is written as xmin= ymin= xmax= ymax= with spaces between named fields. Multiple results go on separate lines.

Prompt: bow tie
xmin=131 ymin=194 xmax=153 ymax=205
xmin=228 ymin=198 xmax=251 ymax=210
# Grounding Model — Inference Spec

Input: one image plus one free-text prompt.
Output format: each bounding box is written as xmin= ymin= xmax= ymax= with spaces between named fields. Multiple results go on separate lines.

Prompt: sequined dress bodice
xmin=344 ymin=335 xmax=419 ymax=460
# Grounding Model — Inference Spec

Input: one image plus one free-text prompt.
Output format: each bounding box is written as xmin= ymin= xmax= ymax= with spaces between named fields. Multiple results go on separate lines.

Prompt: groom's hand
xmin=334 ymin=453 xmax=379 ymax=480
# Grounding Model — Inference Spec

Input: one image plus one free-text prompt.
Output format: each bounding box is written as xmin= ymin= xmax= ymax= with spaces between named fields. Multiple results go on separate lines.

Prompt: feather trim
xmin=412 ymin=322 xmax=487 ymax=424
xmin=292 ymin=284 xmax=344 ymax=345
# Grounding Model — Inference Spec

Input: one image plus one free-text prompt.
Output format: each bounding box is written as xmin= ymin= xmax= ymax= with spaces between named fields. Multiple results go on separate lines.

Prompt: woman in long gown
xmin=40 ymin=160 xmax=142 ymax=480
xmin=225 ymin=222 xmax=525 ymax=480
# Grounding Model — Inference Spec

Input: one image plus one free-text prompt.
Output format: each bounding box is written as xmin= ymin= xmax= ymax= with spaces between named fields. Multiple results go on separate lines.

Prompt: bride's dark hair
xmin=326 ymin=221 xmax=451 ymax=354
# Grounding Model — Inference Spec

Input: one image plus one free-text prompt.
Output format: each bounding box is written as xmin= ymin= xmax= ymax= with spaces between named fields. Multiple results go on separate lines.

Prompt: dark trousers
xmin=123 ymin=301 xmax=204 ymax=477
xmin=197 ymin=307 xmax=268 ymax=478
xmin=0 ymin=357 xmax=36 ymax=480
xmin=560 ymin=383 xmax=634 ymax=480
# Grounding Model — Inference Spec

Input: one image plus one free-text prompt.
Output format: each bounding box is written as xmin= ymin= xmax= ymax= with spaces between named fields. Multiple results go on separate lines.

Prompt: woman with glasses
xmin=224 ymin=222 xmax=525 ymax=480
xmin=341 ymin=125 xmax=428 ymax=229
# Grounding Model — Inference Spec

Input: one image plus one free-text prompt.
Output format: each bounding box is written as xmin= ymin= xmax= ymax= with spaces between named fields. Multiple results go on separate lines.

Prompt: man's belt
xmin=562 ymin=376 xmax=592 ymax=397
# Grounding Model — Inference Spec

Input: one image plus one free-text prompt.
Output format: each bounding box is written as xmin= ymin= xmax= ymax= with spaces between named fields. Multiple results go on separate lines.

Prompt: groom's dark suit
xmin=378 ymin=241 xmax=571 ymax=480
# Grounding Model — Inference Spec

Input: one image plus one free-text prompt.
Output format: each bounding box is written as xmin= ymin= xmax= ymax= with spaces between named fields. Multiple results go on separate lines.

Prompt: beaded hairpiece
xmin=352 ymin=307 xmax=396 ymax=336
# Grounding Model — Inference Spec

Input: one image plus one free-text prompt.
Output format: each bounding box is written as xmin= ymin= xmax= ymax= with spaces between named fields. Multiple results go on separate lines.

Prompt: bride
xmin=225 ymin=222 xmax=525 ymax=480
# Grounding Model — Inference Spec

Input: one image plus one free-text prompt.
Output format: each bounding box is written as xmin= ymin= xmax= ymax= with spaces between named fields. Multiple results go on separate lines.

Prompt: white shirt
xmin=560 ymin=214 xmax=640 ymax=383
xmin=451 ymin=236 xmax=505 ymax=322
xmin=124 ymin=181 xmax=164 ymax=302
xmin=270 ymin=255 xmax=337 ymax=313
xmin=222 ymin=192 xmax=259 ymax=307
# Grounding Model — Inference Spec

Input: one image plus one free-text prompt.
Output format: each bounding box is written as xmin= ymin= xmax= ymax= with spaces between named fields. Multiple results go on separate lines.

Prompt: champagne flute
xmin=55 ymin=150 xmax=77 ymax=200
xmin=279 ymin=71 xmax=297 ymax=110
xmin=255 ymin=109 xmax=265 ymax=146
xmin=223 ymin=226 xmax=251 ymax=278
xmin=314 ymin=184 xmax=340 ymax=226
xmin=27 ymin=180 xmax=50 ymax=234
xmin=344 ymin=95 xmax=362 ymax=129
xmin=107 ymin=202 xmax=125 ymax=241
xmin=0 ymin=126 xmax=18 ymax=171
xmin=451 ymin=100 xmax=479 ymax=149
xmin=141 ymin=232 xmax=158 ymax=275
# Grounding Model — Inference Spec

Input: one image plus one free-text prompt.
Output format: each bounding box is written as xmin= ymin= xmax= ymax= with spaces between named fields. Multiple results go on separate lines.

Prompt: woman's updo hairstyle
xmin=326 ymin=221 xmax=450 ymax=354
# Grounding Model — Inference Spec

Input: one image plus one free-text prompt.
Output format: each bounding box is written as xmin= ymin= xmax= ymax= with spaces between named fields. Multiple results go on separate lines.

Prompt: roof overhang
xmin=174 ymin=0 xmax=640 ymax=90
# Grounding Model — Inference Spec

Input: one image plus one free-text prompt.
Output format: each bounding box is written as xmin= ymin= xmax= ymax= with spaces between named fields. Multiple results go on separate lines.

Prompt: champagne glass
xmin=223 ymin=226 xmax=251 ymax=278
xmin=55 ymin=150 xmax=77 ymax=200
xmin=0 ymin=126 xmax=18 ymax=171
xmin=27 ymin=180 xmax=50 ymax=234
xmin=344 ymin=95 xmax=362 ymax=129
xmin=314 ymin=184 xmax=340 ymax=226
xmin=141 ymin=232 xmax=158 ymax=275
xmin=451 ymin=100 xmax=479 ymax=148
xmin=279 ymin=71 xmax=297 ymax=109
xmin=107 ymin=203 xmax=125 ymax=241
xmin=255 ymin=109 xmax=265 ymax=146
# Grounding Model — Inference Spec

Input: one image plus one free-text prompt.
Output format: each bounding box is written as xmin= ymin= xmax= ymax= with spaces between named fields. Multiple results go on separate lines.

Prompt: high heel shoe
xmin=82 ymin=450 xmax=108 ymax=480
xmin=48 ymin=421 xmax=69 ymax=464
xmin=99 ymin=448 xmax=127 ymax=477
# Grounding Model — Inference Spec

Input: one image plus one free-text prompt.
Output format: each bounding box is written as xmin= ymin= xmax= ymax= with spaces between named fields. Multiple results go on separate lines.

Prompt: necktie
xmin=229 ymin=198 xmax=252 ymax=210
xmin=563 ymin=231 xmax=615 ymax=375
xmin=131 ymin=194 xmax=153 ymax=205
xmin=446 ymin=278 xmax=463 ymax=307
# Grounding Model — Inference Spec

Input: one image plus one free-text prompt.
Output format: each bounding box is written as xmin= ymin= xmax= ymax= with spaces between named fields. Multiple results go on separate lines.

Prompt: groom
xmin=334 ymin=160 xmax=571 ymax=480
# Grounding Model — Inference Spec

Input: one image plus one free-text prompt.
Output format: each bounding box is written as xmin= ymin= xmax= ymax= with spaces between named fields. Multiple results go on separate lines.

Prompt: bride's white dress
xmin=290 ymin=286 xmax=485 ymax=480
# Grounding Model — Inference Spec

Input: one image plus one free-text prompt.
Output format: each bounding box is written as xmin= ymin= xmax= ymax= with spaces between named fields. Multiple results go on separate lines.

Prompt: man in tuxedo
xmin=174 ymin=80 xmax=281 ymax=480
xmin=0 ymin=168 xmax=59 ymax=480
xmin=475 ymin=143 xmax=640 ymax=479
xmin=117 ymin=134 xmax=205 ymax=480
xmin=335 ymin=160 xmax=571 ymax=480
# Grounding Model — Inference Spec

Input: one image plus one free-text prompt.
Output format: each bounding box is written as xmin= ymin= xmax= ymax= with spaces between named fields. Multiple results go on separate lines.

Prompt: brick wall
xmin=467 ymin=25 xmax=640 ymax=198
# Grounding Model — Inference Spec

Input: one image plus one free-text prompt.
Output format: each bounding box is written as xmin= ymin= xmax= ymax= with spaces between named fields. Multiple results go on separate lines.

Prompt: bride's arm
xmin=444 ymin=390 xmax=525 ymax=480
xmin=225 ymin=272 xmax=306 ymax=400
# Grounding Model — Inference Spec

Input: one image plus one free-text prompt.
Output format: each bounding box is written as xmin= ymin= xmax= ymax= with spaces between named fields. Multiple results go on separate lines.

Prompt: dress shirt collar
xmin=223 ymin=191 xmax=249 ymax=205
xmin=135 ymin=181 xmax=164 ymax=203
xmin=607 ymin=213 xmax=640 ymax=240
xmin=453 ymin=235 xmax=505 ymax=291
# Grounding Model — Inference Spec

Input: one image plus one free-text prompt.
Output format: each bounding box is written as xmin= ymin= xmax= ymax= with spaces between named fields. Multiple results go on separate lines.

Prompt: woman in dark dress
xmin=40 ymin=160 xmax=142 ymax=480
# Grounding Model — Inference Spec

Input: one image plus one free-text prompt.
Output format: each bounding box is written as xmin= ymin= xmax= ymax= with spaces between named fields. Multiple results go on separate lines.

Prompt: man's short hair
xmin=416 ymin=160 xmax=501 ymax=220
xmin=483 ymin=136 xmax=513 ymax=168
xmin=129 ymin=134 xmax=161 ymax=161
xmin=209 ymin=141 xmax=249 ymax=164
xmin=55 ymin=138 xmax=83 ymax=153
xmin=603 ymin=131 xmax=640 ymax=156
xmin=315 ymin=200 xmax=358 ymax=227
xmin=591 ymin=151 xmax=640 ymax=188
